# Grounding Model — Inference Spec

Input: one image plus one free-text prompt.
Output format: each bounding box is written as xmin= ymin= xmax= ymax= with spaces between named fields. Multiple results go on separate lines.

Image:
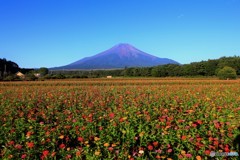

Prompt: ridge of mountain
xmin=52 ymin=43 xmax=179 ymax=70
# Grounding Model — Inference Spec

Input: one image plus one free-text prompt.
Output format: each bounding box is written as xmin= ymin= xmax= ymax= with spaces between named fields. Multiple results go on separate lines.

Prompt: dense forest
xmin=51 ymin=56 xmax=240 ymax=78
xmin=0 ymin=58 xmax=19 ymax=80
xmin=1 ymin=56 xmax=240 ymax=80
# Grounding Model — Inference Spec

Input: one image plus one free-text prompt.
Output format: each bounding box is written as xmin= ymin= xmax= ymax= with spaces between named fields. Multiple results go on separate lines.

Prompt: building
xmin=16 ymin=72 xmax=25 ymax=79
xmin=34 ymin=73 xmax=41 ymax=78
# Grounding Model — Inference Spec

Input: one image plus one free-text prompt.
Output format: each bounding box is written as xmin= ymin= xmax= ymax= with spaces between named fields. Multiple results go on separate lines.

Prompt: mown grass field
xmin=0 ymin=78 xmax=240 ymax=159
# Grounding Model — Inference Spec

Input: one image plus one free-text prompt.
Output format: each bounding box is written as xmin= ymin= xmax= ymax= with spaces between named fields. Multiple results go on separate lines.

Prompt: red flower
xmin=181 ymin=135 xmax=187 ymax=140
xmin=213 ymin=140 xmax=219 ymax=146
xmin=196 ymin=120 xmax=203 ymax=125
xmin=178 ymin=155 xmax=183 ymax=159
xmin=153 ymin=141 xmax=158 ymax=147
xmin=178 ymin=119 xmax=185 ymax=123
xmin=214 ymin=123 xmax=220 ymax=129
xmin=195 ymin=142 xmax=204 ymax=148
xmin=167 ymin=148 xmax=173 ymax=153
xmin=42 ymin=150 xmax=49 ymax=157
xmin=209 ymin=137 xmax=213 ymax=141
xmin=9 ymin=140 xmax=15 ymax=146
xmin=51 ymin=152 xmax=56 ymax=157
xmin=192 ymin=123 xmax=197 ymax=127
xmin=205 ymin=150 xmax=211 ymax=155
xmin=224 ymin=145 xmax=230 ymax=152
xmin=109 ymin=113 xmax=115 ymax=119
xmin=77 ymin=137 xmax=84 ymax=142
xmin=147 ymin=145 xmax=154 ymax=151
xmin=26 ymin=142 xmax=34 ymax=148
xmin=26 ymin=131 xmax=33 ymax=138
xmin=119 ymin=118 xmax=124 ymax=122
xmin=76 ymin=150 xmax=81 ymax=156
xmin=108 ymin=147 xmax=114 ymax=151
xmin=59 ymin=143 xmax=66 ymax=149
xmin=197 ymin=137 xmax=202 ymax=141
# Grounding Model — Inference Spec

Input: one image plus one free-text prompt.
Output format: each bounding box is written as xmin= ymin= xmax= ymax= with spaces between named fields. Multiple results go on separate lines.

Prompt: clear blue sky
xmin=0 ymin=0 xmax=240 ymax=68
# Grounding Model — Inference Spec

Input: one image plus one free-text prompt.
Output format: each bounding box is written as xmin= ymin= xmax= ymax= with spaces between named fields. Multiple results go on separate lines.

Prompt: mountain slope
xmin=53 ymin=43 xmax=179 ymax=70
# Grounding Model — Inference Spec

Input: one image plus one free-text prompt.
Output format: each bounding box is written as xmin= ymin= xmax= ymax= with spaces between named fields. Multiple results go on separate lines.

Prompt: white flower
xmin=139 ymin=150 xmax=144 ymax=154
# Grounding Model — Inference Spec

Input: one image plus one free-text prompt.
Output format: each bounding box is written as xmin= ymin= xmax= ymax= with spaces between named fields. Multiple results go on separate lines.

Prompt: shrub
xmin=52 ymin=74 xmax=66 ymax=79
xmin=3 ymin=75 xmax=20 ymax=81
xmin=217 ymin=66 xmax=237 ymax=80
xmin=25 ymin=73 xmax=38 ymax=81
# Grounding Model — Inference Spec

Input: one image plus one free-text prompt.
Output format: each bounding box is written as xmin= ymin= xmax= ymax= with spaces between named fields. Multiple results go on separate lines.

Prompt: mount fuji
xmin=52 ymin=43 xmax=179 ymax=70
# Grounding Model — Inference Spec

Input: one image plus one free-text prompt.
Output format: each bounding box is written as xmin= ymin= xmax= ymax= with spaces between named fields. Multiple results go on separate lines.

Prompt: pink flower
xmin=155 ymin=149 xmax=162 ymax=153
xmin=21 ymin=154 xmax=27 ymax=159
xmin=15 ymin=144 xmax=22 ymax=150
xmin=109 ymin=113 xmax=115 ymax=119
xmin=185 ymin=153 xmax=192 ymax=158
xmin=66 ymin=154 xmax=71 ymax=159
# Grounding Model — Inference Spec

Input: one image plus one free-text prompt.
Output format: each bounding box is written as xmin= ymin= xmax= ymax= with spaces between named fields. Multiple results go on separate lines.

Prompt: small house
xmin=34 ymin=73 xmax=41 ymax=78
xmin=16 ymin=72 xmax=25 ymax=78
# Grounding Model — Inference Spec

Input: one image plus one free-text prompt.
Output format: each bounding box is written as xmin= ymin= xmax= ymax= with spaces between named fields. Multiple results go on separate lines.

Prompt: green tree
xmin=151 ymin=66 xmax=167 ymax=77
xmin=217 ymin=66 xmax=237 ymax=80
xmin=25 ymin=73 xmax=37 ymax=81
xmin=0 ymin=58 xmax=19 ymax=79
xmin=38 ymin=67 xmax=49 ymax=76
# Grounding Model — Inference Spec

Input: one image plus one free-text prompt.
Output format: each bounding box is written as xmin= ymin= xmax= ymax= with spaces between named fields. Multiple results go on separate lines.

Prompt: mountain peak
xmin=114 ymin=43 xmax=133 ymax=47
xmin=108 ymin=43 xmax=140 ymax=57
xmin=53 ymin=43 xmax=180 ymax=70
xmin=111 ymin=43 xmax=137 ymax=51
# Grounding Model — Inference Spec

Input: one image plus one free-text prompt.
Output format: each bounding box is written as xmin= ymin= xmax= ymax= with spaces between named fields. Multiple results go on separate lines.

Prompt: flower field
xmin=0 ymin=78 xmax=240 ymax=159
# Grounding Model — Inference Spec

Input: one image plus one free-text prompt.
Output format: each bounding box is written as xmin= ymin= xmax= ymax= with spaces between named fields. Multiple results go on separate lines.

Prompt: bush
xmin=217 ymin=66 xmax=237 ymax=80
xmin=43 ymin=74 xmax=52 ymax=79
xmin=52 ymin=74 xmax=66 ymax=79
xmin=3 ymin=75 xmax=20 ymax=81
xmin=25 ymin=73 xmax=38 ymax=81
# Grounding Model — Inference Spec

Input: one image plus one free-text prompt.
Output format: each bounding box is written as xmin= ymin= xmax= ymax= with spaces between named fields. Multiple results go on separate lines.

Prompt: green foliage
xmin=0 ymin=58 xmax=19 ymax=79
xmin=25 ymin=73 xmax=38 ymax=81
xmin=217 ymin=66 xmax=237 ymax=80
xmin=52 ymin=74 xmax=66 ymax=79
xmin=38 ymin=67 xmax=49 ymax=76
xmin=3 ymin=74 xmax=20 ymax=81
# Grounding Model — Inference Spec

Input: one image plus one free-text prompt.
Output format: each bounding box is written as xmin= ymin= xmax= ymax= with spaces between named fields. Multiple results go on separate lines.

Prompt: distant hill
xmin=0 ymin=58 xmax=19 ymax=79
xmin=52 ymin=43 xmax=179 ymax=70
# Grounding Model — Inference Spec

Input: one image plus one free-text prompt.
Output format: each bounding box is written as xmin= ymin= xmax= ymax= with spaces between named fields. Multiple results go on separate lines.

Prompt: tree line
xmin=50 ymin=56 xmax=240 ymax=79
xmin=149 ymin=56 xmax=240 ymax=77
xmin=1 ymin=56 xmax=240 ymax=80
